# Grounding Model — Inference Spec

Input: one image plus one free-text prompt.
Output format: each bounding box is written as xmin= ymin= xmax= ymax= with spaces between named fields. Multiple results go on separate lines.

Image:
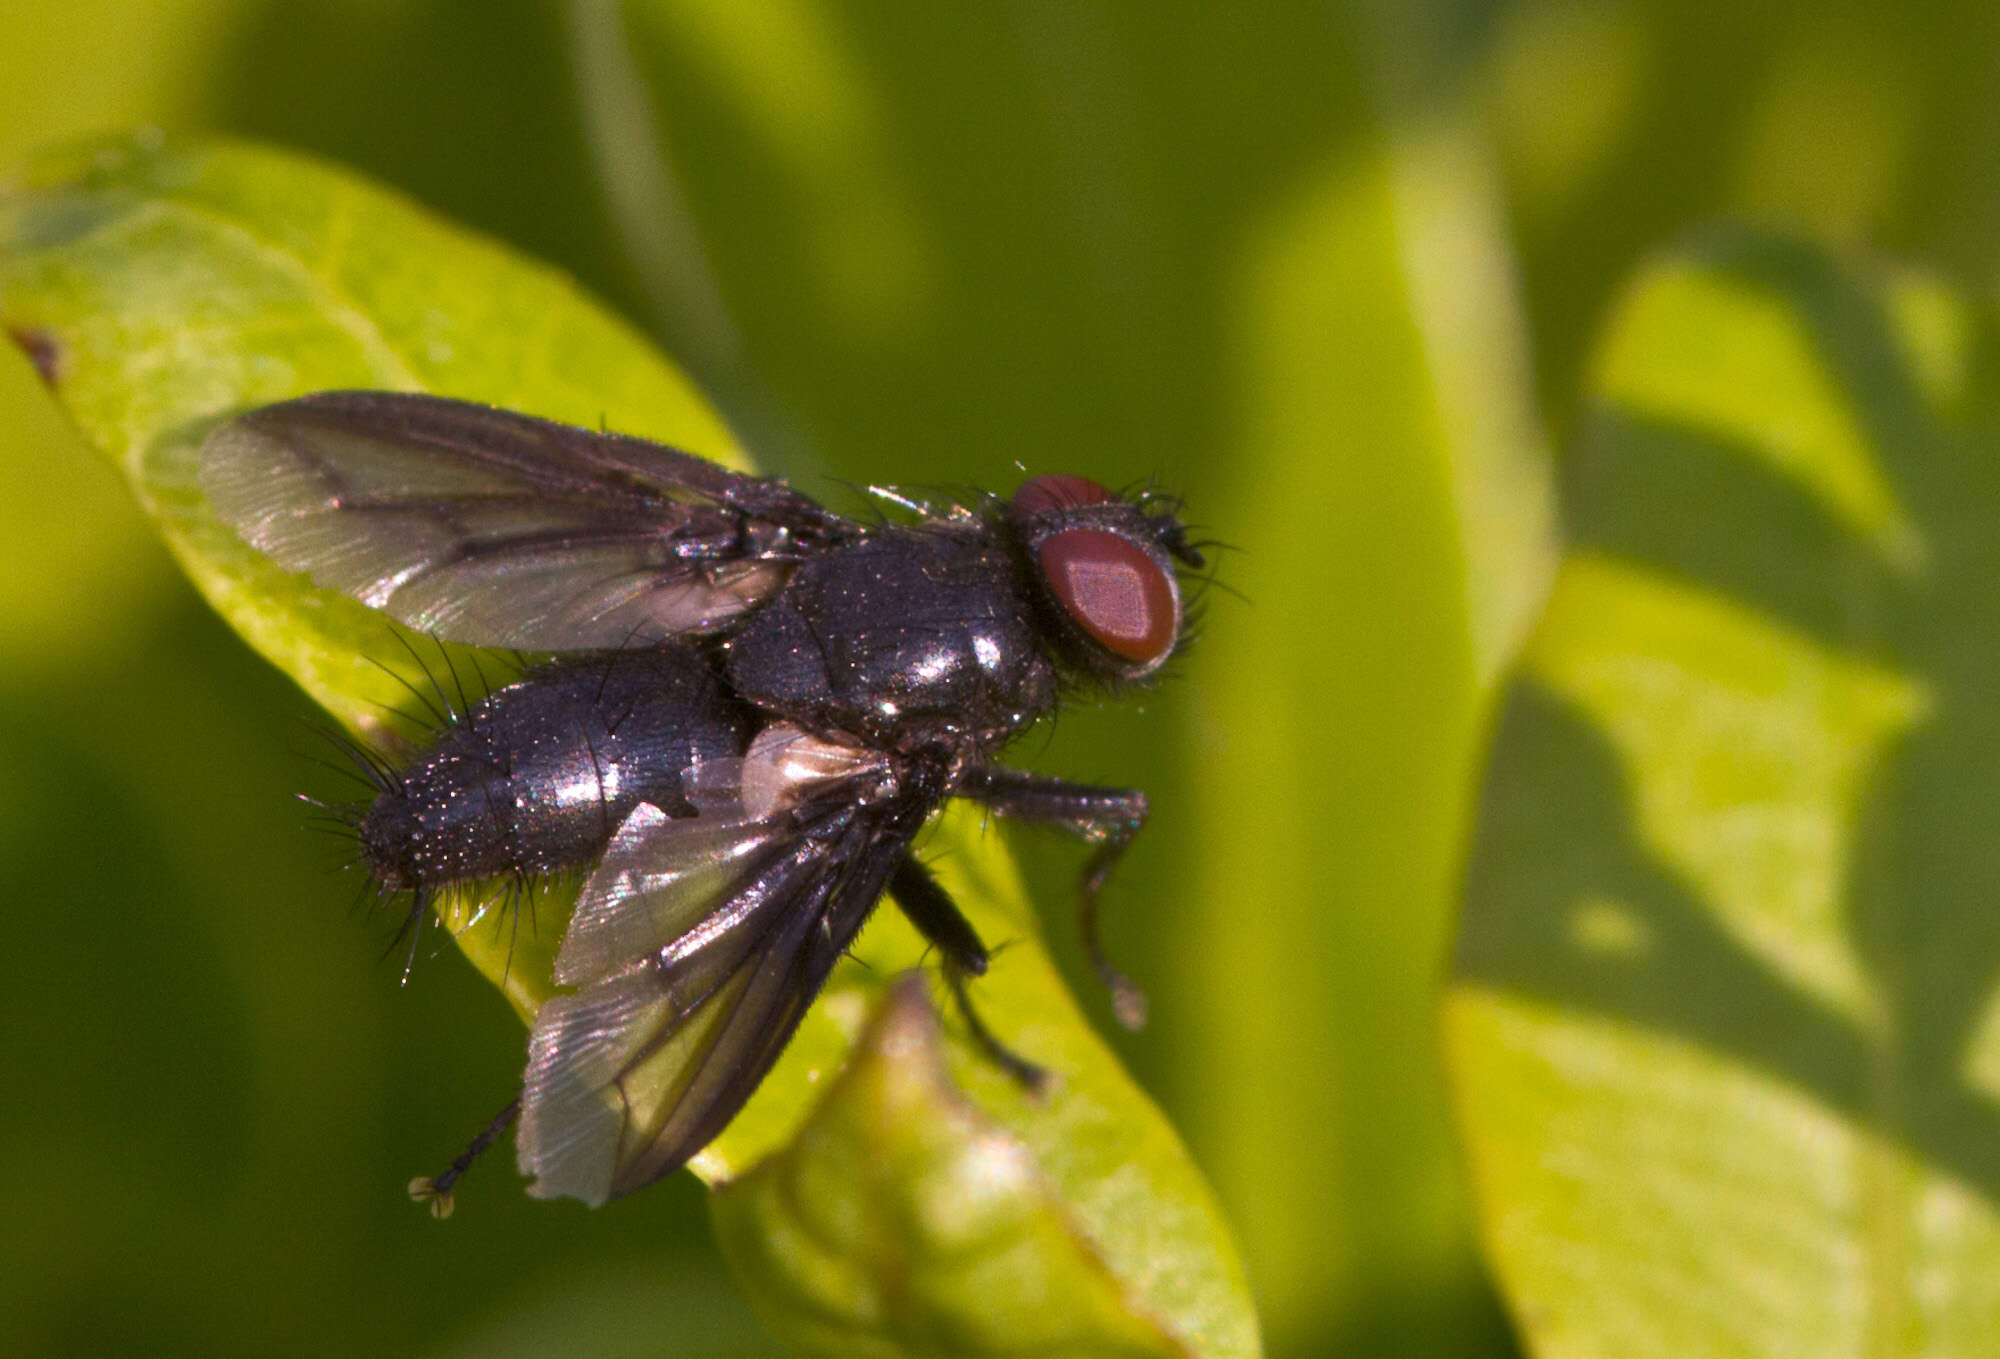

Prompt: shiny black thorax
xmin=725 ymin=523 xmax=1058 ymax=754
xmin=360 ymin=647 xmax=755 ymax=891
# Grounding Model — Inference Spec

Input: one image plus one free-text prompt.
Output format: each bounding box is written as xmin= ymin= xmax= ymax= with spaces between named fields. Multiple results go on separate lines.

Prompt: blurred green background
xmin=5 ymin=2 xmax=1996 ymax=1356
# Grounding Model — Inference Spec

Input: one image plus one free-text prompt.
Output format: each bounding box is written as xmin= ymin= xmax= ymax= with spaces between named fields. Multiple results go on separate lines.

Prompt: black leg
xmin=889 ymin=855 xmax=1049 ymax=1092
xmin=954 ymin=765 xmax=1151 ymax=1029
xmin=889 ymin=853 xmax=989 ymax=976
xmin=409 ymin=1097 xmax=521 ymax=1219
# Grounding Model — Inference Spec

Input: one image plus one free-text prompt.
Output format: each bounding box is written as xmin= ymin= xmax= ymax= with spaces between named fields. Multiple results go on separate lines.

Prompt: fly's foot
xmin=411 ymin=1098 xmax=520 ymax=1218
xmin=1103 ymin=966 xmax=1149 ymax=1031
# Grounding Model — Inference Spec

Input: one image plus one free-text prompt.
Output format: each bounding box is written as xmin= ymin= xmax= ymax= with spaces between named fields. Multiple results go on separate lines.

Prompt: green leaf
xmin=1448 ymin=230 xmax=2000 ymax=1352
xmin=714 ymin=974 xmax=1188 ymax=1358
xmin=0 ymin=133 xmax=1257 ymax=1357
xmin=707 ymin=805 xmax=1257 ymax=1358
xmin=1172 ymin=117 xmax=1557 ymax=1339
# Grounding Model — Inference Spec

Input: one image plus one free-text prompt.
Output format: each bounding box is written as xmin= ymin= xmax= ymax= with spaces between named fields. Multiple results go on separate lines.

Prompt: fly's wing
xmin=519 ymin=737 xmax=911 ymax=1205
xmin=200 ymin=390 xmax=855 ymax=650
xmin=551 ymin=725 xmax=895 ymax=986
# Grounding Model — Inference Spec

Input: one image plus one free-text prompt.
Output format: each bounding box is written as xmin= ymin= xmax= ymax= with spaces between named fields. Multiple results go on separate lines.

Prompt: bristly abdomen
xmin=357 ymin=645 xmax=756 ymax=895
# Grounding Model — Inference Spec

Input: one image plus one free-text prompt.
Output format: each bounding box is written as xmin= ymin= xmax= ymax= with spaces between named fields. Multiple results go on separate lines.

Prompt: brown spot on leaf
xmin=8 ymin=326 xmax=63 ymax=387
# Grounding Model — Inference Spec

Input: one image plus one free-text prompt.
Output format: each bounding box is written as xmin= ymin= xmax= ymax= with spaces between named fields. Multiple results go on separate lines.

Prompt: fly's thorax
xmin=723 ymin=528 xmax=1060 ymax=749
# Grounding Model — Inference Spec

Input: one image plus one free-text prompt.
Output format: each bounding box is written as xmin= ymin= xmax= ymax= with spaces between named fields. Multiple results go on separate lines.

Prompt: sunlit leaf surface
xmin=1449 ymin=232 xmax=2000 ymax=1353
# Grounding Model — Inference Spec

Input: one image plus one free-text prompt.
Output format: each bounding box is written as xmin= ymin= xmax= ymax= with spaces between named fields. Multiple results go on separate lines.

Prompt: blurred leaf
xmin=1449 ymin=230 xmax=2000 ymax=1352
xmin=583 ymin=0 xmax=933 ymax=363
xmin=0 ymin=133 xmax=1257 ymax=1357
xmin=708 ymin=803 xmax=1260 ymax=1358
xmin=210 ymin=0 xmax=651 ymax=339
xmin=715 ymin=976 xmax=1186 ymax=1358
xmin=433 ymin=1257 xmax=783 ymax=1359
xmin=0 ymin=6 xmax=254 ymax=165
xmin=1180 ymin=114 xmax=1554 ymax=1343
xmin=0 ymin=2 xmax=262 ymax=677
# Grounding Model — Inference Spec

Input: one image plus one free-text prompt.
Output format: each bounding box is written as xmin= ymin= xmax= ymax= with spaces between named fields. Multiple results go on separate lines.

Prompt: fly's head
xmin=1007 ymin=474 xmax=1206 ymax=685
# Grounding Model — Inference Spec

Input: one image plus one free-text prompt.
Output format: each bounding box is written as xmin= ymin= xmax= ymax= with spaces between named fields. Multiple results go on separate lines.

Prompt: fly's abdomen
xmin=359 ymin=645 xmax=755 ymax=893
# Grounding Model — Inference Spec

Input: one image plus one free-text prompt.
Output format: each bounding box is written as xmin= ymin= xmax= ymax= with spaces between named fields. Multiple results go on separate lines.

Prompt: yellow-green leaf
xmin=714 ymin=975 xmax=1187 ymax=1359
xmin=1449 ymin=231 xmax=2000 ymax=1353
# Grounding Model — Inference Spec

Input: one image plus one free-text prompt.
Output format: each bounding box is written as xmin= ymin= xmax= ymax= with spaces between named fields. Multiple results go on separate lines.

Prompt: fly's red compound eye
xmin=1037 ymin=528 xmax=1179 ymax=667
xmin=1013 ymin=473 xmax=1114 ymax=517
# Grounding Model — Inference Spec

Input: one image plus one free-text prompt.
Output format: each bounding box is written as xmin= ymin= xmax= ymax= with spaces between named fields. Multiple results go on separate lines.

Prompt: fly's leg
xmin=889 ymin=855 xmax=1049 ymax=1092
xmin=956 ymin=766 xmax=1151 ymax=1030
xmin=408 ymin=1097 xmax=521 ymax=1218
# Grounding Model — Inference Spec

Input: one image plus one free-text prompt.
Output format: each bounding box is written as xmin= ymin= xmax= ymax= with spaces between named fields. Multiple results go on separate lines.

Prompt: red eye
xmin=1037 ymin=528 xmax=1179 ymax=666
xmin=1013 ymin=474 xmax=1114 ymax=517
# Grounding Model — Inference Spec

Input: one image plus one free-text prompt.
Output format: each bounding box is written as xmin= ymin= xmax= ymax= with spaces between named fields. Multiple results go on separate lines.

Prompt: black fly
xmin=200 ymin=391 xmax=1203 ymax=1209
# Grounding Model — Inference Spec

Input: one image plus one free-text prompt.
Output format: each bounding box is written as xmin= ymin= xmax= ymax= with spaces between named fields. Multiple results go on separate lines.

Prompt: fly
xmin=199 ymin=391 xmax=1206 ymax=1209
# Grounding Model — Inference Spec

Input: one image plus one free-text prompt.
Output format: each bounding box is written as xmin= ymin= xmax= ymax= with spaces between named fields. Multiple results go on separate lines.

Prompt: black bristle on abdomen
xmin=355 ymin=645 xmax=756 ymax=899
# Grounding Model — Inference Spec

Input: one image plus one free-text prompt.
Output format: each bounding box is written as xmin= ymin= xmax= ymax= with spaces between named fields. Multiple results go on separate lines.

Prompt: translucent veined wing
xmin=549 ymin=801 xmax=772 ymax=989
xmin=553 ymin=726 xmax=894 ymax=986
xmin=518 ymin=727 xmax=910 ymax=1205
xmin=200 ymin=391 xmax=856 ymax=650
